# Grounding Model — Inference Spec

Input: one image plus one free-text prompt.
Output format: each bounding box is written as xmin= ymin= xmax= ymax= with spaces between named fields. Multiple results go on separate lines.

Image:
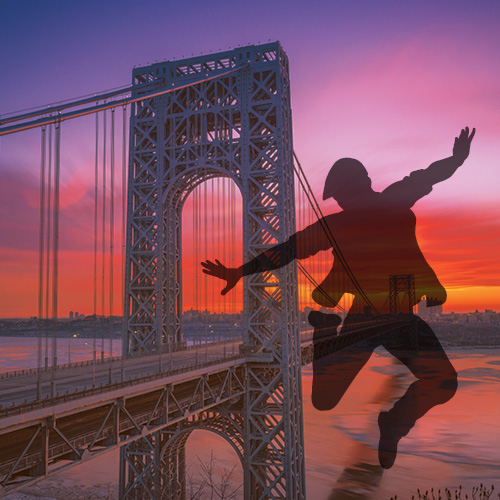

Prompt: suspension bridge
xmin=0 ymin=42 xmax=410 ymax=499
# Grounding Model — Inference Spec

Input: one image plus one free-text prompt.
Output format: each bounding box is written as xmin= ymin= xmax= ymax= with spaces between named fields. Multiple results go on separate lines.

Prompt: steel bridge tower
xmin=121 ymin=43 xmax=305 ymax=499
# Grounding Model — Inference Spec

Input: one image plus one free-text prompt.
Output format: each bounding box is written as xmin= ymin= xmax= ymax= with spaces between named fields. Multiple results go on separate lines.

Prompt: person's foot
xmin=311 ymin=311 xmax=342 ymax=363
xmin=378 ymin=411 xmax=404 ymax=469
xmin=308 ymin=311 xmax=341 ymax=332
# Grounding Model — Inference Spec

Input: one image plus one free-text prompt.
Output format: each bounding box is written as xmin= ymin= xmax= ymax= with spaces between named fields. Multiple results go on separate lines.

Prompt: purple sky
xmin=1 ymin=0 xmax=499 ymax=315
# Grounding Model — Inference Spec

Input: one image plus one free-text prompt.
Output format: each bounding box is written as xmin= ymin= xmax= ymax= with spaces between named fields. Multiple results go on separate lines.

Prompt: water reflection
xmin=0 ymin=339 xmax=498 ymax=499
xmin=304 ymin=348 xmax=500 ymax=499
xmin=326 ymin=358 xmax=403 ymax=499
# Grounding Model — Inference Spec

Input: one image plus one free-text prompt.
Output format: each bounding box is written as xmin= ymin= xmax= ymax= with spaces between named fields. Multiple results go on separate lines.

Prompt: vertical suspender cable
xmin=221 ymin=178 xmax=226 ymax=316
xmin=50 ymin=120 xmax=61 ymax=398
xmin=193 ymin=186 xmax=198 ymax=344
xmin=215 ymin=177 xmax=219 ymax=339
xmin=44 ymin=125 xmax=52 ymax=370
xmin=122 ymin=105 xmax=127 ymax=348
xmin=109 ymin=109 xmax=115 ymax=360
xmin=93 ymin=110 xmax=99 ymax=386
xmin=310 ymin=192 xmax=315 ymax=302
xmin=231 ymin=180 xmax=235 ymax=318
xmin=233 ymin=179 xmax=237 ymax=330
xmin=295 ymin=178 xmax=299 ymax=308
xmin=204 ymin=172 xmax=208 ymax=347
xmin=297 ymin=180 xmax=301 ymax=307
xmin=303 ymin=184 xmax=308 ymax=307
xmin=37 ymin=126 xmax=46 ymax=398
xmin=52 ymin=121 xmax=61 ymax=366
xmin=192 ymin=188 xmax=196 ymax=344
xmin=297 ymin=179 xmax=302 ymax=310
xmin=210 ymin=177 xmax=219 ymax=342
xmin=196 ymin=186 xmax=201 ymax=343
xmin=229 ymin=179 xmax=233 ymax=293
xmin=121 ymin=105 xmax=127 ymax=381
xmin=101 ymin=109 xmax=107 ymax=361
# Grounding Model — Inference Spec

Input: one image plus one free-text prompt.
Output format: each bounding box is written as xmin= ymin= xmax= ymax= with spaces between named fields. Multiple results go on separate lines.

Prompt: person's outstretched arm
xmin=201 ymin=217 xmax=332 ymax=295
xmin=424 ymin=126 xmax=475 ymax=184
xmin=383 ymin=127 xmax=475 ymax=206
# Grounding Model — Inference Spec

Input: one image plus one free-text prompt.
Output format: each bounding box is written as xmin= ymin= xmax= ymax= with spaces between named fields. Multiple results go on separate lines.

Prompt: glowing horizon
xmin=1 ymin=2 xmax=499 ymax=319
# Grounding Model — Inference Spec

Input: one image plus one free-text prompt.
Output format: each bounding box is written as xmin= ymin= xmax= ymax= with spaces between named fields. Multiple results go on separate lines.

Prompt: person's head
xmin=323 ymin=158 xmax=373 ymax=208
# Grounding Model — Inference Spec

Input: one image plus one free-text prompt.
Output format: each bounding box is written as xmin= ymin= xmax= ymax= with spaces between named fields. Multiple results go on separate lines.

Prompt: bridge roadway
xmin=0 ymin=319 xmax=406 ymax=496
xmin=0 ymin=340 xmax=242 ymax=409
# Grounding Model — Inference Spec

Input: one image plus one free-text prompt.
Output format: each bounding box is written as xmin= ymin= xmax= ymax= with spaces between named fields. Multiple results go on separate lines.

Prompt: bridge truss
xmin=0 ymin=41 xmax=402 ymax=500
xmin=123 ymin=42 xmax=305 ymax=499
xmin=0 ymin=317 xmax=410 ymax=499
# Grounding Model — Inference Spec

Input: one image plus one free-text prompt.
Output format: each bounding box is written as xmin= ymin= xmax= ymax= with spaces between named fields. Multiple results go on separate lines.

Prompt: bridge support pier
xmin=161 ymin=434 xmax=187 ymax=500
xmin=119 ymin=432 xmax=162 ymax=500
xmin=119 ymin=409 xmax=244 ymax=500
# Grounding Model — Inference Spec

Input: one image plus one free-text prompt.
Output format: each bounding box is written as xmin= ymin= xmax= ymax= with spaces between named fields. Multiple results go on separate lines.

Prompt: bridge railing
xmin=0 ymin=338 xmax=240 ymax=380
xmin=299 ymin=317 xmax=395 ymax=343
xmin=0 ymin=354 xmax=244 ymax=419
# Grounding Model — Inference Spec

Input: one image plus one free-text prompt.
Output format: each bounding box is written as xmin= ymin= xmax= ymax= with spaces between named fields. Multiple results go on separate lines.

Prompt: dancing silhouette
xmin=202 ymin=127 xmax=475 ymax=469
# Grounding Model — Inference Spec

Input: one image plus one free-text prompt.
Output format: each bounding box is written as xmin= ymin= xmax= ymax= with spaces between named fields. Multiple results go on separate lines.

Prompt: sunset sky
xmin=0 ymin=0 xmax=499 ymax=317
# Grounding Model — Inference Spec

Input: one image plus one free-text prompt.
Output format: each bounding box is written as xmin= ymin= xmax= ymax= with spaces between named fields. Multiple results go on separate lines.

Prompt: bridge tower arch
xmin=120 ymin=410 xmax=245 ymax=500
xmin=122 ymin=43 xmax=305 ymax=499
xmin=159 ymin=414 xmax=245 ymax=499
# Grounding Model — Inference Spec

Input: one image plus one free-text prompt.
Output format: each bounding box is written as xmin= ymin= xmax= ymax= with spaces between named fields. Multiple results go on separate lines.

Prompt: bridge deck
xmin=0 ymin=319 xmax=405 ymax=496
xmin=0 ymin=340 xmax=242 ymax=410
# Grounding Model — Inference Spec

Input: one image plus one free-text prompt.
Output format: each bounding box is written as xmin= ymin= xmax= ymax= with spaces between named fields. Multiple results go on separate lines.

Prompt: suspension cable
xmin=101 ymin=109 xmax=107 ymax=361
xmin=50 ymin=120 xmax=61 ymax=393
xmin=121 ymin=105 xmax=127 ymax=335
xmin=93 ymin=110 xmax=99 ymax=385
xmin=44 ymin=124 xmax=53 ymax=370
xmin=193 ymin=186 xmax=198 ymax=344
xmin=294 ymin=163 xmax=347 ymax=313
xmin=296 ymin=261 xmax=347 ymax=314
xmin=120 ymin=104 xmax=127 ymax=378
xmin=0 ymin=80 xmax=162 ymax=126
xmin=293 ymin=151 xmax=380 ymax=315
xmin=36 ymin=126 xmax=46 ymax=397
xmin=109 ymin=108 xmax=115 ymax=359
xmin=212 ymin=177 xmax=216 ymax=335
xmin=0 ymin=65 xmax=249 ymax=137
xmin=204 ymin=171 xmax=208 ymax=346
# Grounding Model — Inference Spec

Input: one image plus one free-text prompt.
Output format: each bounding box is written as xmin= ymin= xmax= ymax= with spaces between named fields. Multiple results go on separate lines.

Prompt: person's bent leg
xmin=378 ymin=318 xmax=457 ymax=468
xmin=311 ymin=311 xmax=374 ymax=411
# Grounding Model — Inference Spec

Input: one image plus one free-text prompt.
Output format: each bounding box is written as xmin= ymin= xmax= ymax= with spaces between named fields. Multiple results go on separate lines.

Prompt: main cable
xmin=293 ymin=151 xmax=380 ymax=315
xmin=0 ymin=65 xmax=249 ymax=136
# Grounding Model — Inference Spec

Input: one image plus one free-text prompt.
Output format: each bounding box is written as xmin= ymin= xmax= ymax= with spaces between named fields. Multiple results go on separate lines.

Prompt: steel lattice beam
xmin=123 ymin=42 xmax=305 ymax=500
xmin=389 ymin=274 xmax=416 ymax=315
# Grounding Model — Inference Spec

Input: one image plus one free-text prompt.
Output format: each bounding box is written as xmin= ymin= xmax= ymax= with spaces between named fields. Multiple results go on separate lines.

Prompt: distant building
xmin=69 ymin=311 xmax=74 ymax=319
xmin=417 ymin=297 xmax=443 ymax=318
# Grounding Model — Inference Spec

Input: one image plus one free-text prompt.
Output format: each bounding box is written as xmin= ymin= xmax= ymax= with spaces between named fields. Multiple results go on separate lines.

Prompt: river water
xmin=1 ymin=338 xmax=499 ymax=499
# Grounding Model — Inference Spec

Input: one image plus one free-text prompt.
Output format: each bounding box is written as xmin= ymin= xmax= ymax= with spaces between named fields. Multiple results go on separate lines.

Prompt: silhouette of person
xmin=202 ymin=127 xmax=475 ymax=469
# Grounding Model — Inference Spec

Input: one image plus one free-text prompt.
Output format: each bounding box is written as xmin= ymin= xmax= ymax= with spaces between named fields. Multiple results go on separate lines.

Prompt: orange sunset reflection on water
xmin=2 ymin=340 xmax=499 ymax=499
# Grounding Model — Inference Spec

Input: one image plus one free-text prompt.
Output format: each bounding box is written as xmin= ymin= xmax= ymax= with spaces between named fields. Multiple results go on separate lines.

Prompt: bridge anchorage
xmin=121 ymin=41 xmax=304 ymax=499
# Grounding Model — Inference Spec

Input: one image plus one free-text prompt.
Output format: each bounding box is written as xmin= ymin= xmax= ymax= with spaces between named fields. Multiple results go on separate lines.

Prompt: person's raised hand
xmin=453 ymin=126 xmax=475 ymax=164
xmin=201 ymin=259 xmax=242 ymax=295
